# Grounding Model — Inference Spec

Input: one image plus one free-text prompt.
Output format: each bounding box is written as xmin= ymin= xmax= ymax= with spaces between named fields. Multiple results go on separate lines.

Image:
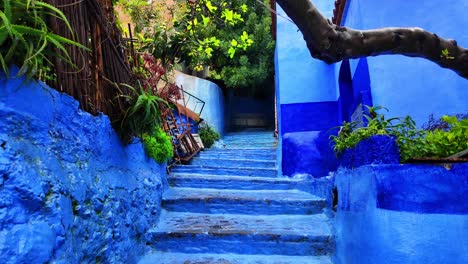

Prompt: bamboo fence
xmin=45 ymin=0 xmax=134 ymax=124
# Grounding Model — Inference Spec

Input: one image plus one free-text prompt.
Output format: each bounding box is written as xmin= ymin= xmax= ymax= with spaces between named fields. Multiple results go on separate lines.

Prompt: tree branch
xmin=276 ymin=0 xmax=468 ymax=78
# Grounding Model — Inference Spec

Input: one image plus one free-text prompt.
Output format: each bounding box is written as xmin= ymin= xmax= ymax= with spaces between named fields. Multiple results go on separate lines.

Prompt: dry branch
xmin=276 ymin=0 xmax=468 ymax=78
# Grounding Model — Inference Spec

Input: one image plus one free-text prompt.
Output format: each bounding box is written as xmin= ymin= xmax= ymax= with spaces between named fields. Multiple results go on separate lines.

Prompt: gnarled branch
xmin=276 ymin=0 xmax=468 ymax=78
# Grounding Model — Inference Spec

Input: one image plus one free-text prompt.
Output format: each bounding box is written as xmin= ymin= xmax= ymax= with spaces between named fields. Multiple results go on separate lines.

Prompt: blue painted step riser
xmin=168 ymin=177 xmax=296 ymax=190
xmin=168 ymin=177 xmax=333 ymax=202
xmin=171 ymin=167 xmax=277 ymax=177
xmin=206 ymin=148 xmax=276 ymax=153
xmin=148 ymin=234 xmax=334 ymax=256
xmin=215 ymin=145 xmax=277 ymax=149
xmin=189 ymin=159 xmax=276 ymax=168
xmin=197 ymin=154 xmax=276 ymax=161
xmin=220 ymin=139 xmax=277 ymax=144
xmin=139 ymin=252 xmax=334 ymax=264
xmin=162 ymin=199 xmax=326 ymax=215
xmin=220 ymin=141 xmax=277 ymax=145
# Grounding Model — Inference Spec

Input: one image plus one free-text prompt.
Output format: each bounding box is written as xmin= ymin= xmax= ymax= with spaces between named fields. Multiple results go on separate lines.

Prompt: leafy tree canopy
xmin=117 ymin=0 xmax=275 ymax=91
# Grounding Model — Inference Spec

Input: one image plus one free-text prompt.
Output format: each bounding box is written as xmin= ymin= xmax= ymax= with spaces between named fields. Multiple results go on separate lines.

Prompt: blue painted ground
xmin=140 ymin=131 xmax=335 ymax=263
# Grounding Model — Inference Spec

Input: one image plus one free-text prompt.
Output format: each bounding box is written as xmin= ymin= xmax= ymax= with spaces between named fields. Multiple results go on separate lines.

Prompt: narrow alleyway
xmin=140 ymin=131 xmax=334 ymax=264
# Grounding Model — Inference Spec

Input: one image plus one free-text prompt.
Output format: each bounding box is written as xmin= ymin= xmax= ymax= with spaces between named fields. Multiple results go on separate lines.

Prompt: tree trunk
xmin=276 ymin=0 xmax=468 ymax=78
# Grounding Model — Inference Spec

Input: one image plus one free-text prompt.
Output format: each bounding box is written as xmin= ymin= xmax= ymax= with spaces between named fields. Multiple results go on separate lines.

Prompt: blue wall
xmin=343 ymin=0 xmax=468 ymax=126
xmin=0 ymin=69 xmax=166 ymax=263
xmin=275 ymin=3 xmax=337 ymax=106
xmin=275 ymin=3 xmax=339 ymax=177
xmin=335 ymin=164 xmax=468 ymax=264
xmin=175 ymin=71 xmax=225 ymax=135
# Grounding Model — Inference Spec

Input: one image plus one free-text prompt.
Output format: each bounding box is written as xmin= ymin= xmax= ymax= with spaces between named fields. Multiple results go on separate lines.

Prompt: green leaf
xmin=241 ymin=4 xmax=248 ymax=13
xmin=35 ymin=1 xmax=74 ymax=33
xmin=222 ymin=9 xmax=233 ymax=22
xmin=4 ymin=0 xmax=11 ymax=21
xmin=201 ymin=15 xmax=210 ymax=26
xmin=205 ymin=1 xmax=217 ymax=12
xmin=231 ymin=39 xmax=238 ymax=47
xmin=228 ymin=47 xmax=236 ymax=58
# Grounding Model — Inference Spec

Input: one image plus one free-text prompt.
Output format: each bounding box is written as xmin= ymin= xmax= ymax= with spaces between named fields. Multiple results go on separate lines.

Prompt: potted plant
xmin=331 ymin=106 xmax=468 ymax=168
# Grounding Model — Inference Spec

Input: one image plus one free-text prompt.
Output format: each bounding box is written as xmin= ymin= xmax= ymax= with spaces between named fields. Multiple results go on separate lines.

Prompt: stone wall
xmin=0 ymin=69 xmax=166 ymax=263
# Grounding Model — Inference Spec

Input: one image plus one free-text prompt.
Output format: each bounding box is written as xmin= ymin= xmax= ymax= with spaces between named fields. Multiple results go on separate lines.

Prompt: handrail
xmin=177 ymin=86 xmax=206 ymax=117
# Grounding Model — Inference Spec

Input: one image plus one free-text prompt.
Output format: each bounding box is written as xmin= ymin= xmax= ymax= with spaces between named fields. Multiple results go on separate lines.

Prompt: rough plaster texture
xmin=338 ymin=135 xmax=400 ymax=169
xmin=175 ymin=71 xmax=225 ymax=135
xmin=282 ymin=131 xmax=337 ymax=178
xmin=335 ymin=164 xmax=468 ymax=264
xmin=0 ymin=69 xmax=166 ymax=263
xmin=343 ymin=0 xmax=468 ymax=126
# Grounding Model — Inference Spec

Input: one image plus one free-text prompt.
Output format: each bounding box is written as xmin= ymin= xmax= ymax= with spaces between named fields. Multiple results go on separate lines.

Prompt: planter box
xmin=338 ymin=135 xmax=400 ymax=168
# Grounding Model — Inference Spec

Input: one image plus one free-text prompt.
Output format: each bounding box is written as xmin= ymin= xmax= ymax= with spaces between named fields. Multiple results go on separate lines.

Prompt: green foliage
xmin=198 ymin=122 xmax=220 ymax=148
xmin=119 ymin=83 xmax=167 ymax=139
xmin=0 ymin=0 xmax=88 ymax=79
xmin=175 ymin=0 xmax=275 ymax=90
xmin=142 ymin=127 xmax=174 ymax=163
xmin=330 ymin=106 xmax=468 ymax=162
xmin=121 ymin=0 xmax=275 ymax=91
xmin=441 ymin=48 xmax=455 ymax=60
xmin=331 ymin=106 xmax=395 ymax=154
xmin=424 ymin=116 xmax=468 ymax=157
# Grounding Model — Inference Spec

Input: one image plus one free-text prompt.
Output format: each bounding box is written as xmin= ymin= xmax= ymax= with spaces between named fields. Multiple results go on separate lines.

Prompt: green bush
xmin=199 ymin=123 xmax=220 ymax=148
xmin=142 ymin=127 xmax=174 ymax=163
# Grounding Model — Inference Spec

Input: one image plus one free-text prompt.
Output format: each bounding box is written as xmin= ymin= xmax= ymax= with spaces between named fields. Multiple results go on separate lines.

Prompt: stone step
xmin=224 ymin=131 xmax=274 ymax=135
xmin=162 ymin=188 xmax=326 ymax=215
xmin=168 ymin=173 xmax=303 ymax=190
xmin=215 ymin=143 xmax=277 ymax=149
xmin=221 ymin=137 xmax=276 ymax=143
xmin=203 ymin=148 xmax=276 ymax=154
xmin=189 ymin=157 xmax=276 ymax=169
xmin=146 ymin=211 xmax=334 ymax=256
xmin=139 ymin=252 xmax=333 ymax=264
xmin=197 ymin=152 xmax=276 ymax=161
xmin=221 ymin=137 xmax=276 ymax=142
xmin=170 ymin=166 xmax=278 ymax=178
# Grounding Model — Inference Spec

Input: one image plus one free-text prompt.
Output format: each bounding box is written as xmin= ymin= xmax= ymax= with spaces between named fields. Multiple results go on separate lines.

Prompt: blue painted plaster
xmin=0 ymin=68 xmax=166 ymax=263
xmin=275 ymin=4 xmax=337 ymax=105
xmin=175 ymin=71 xmax=225 ymax=135
xmin=338 ymin=135 xmax=400 ymax=169
xmin=280 ymin=102 xmax=339 ymax=135
xmin=343 ymin=0 xmax=468 ymax=126
xmin=282 ymin=131 xmax=337 ymax=178
xmin=335 ymin=164 xmax=468 ymax=264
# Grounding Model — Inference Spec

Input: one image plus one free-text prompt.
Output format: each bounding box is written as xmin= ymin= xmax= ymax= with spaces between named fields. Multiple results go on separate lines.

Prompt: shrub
xmin=119 ymin=82 xmax=167 ymax=140
xmin=142 ymin=127 xmax=174 ymax=163
xmin=199 ymin=122 xmax=220 ymax=148
xmin=331 ymin=106 xmax=468 ymax=162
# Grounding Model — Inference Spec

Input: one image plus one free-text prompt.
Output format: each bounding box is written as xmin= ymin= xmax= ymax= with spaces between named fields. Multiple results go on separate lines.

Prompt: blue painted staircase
xmin=140 ymin=131 xmax=335 ymax=263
